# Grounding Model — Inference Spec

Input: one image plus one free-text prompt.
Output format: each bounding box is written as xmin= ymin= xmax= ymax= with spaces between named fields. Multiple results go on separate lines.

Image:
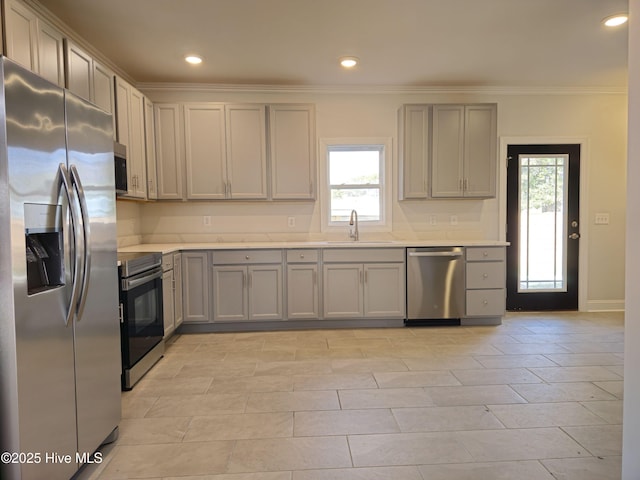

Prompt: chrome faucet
xmin=349 ymin=209 xmax=359 ymax=241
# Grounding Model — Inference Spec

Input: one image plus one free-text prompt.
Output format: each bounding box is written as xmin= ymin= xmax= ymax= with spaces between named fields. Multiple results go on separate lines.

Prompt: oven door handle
xmin=121 ymin=269 xmax=163 ymax=291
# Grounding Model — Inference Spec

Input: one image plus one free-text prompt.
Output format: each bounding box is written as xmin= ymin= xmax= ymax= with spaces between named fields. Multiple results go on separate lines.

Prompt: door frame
xmin=499 ymin=136 xmax=589 ymax=312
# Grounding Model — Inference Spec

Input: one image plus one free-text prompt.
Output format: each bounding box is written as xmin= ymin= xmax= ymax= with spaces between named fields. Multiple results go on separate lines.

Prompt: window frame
xmin=319 ymin=137 xmax=393 ymax=233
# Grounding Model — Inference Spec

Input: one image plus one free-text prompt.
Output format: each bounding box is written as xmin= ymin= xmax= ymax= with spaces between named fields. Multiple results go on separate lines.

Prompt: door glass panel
xmin=518 ymin=155 xmax=568 ymax=292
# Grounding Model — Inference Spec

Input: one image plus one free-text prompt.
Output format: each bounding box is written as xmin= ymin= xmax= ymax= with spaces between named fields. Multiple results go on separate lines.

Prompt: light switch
xmin=594 ymin=213 xmax=610 ymax=225
xmin=287 ymin=216 xmax=296 ymax=228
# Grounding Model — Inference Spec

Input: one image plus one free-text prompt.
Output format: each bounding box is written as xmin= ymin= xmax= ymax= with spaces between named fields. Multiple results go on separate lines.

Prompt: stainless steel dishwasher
xmin=406 ymin=247 xmax=465 ymax=324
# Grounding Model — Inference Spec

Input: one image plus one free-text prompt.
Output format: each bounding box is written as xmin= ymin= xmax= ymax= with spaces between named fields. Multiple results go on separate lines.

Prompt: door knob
xmin=569 ymin=233 xmax=581 ymax=240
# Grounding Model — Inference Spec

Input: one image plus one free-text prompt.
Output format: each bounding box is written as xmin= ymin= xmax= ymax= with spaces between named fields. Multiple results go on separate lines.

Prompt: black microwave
xmin=114 ymin=142 xmax=127 ymax=195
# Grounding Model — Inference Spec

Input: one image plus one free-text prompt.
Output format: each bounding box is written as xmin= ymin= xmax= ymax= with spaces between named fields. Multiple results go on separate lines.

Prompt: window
xmin=321 ymin=138 xmax=392 ymax=231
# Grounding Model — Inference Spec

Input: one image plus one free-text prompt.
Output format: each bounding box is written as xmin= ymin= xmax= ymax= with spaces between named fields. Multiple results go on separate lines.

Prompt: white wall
xmin=128 ymin=86 xmax=627 ymax=310
xmin=623 ymin=0 xmax=639 ymax=477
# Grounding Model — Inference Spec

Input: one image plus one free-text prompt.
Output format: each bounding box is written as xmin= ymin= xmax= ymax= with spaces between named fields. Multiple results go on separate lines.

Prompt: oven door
xmin=120 ymin=267 xmax=164 ymax=369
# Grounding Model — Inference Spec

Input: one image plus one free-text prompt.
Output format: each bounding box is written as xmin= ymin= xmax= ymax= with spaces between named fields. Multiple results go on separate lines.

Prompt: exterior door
xmin=506 ymin=144 xmax=580 ymax=310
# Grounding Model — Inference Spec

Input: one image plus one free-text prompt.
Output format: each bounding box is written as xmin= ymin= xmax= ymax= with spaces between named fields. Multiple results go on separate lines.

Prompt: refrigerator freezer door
xmin=1 ymin=58 xmax=78 ymax=480
xmin=64 ymin=92 xmax=121 ymax=457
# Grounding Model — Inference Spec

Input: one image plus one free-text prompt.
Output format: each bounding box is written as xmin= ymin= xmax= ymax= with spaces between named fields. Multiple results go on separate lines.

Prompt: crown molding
xmin=138 ymin=82 xmax=627 ymax=96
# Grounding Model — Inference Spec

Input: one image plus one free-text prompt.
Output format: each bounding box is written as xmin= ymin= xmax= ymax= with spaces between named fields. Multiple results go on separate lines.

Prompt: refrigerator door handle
xmin=58 ymin=163 xmax=81 ymax=326
xmin=70 ymin=164 xmax=92 ymax=321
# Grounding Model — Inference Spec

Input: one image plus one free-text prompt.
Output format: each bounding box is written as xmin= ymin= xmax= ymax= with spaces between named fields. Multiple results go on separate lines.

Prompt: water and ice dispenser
xmin=24 ymin=203 xmax=65 ymax=295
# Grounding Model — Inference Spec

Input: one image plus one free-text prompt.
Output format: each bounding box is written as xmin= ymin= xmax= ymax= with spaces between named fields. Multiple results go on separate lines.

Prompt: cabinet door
xmin=364 ymin=263 xmax=405 ymax=318
xmin=183 ymin=252 xmax=210 ymax=323
xmin=162 ymin=269 xmax=175 ymax=337
xmin=399 ymin=105 xmax=430 ymax=199
xmin=225 ymin=104 xmax=267 ymax=199
xmin=154 ymin=104 xmax=185 ymax=199
xmin=5 ymin=0 xmax=39 ymax=72
xmin=323 ymin=263 xmax=363 ymax=318
xmin=269 ymin=104 xmax=316 ymax=200
xmin=144 ymin=98 xmax=158 ymax=199
xmin=37 ymin=21 xmax=64 ymax=87
xmin=65 ymin=40 xmax=93 ymax=102
xmin=464 ymin=104 xmax=497 ymax=198
xmin=115 ymin=77 xmax=131 ymax=148
xmin=248 ymin=265 xmax=283 ymax=321
xmin=431 ymin=105 xmax=465 ymax=198
xmin=184 ymin=104 xmax=227 ymax=199
xmin=173 ymin=253 xmax=183 ymax=328
xmin=287 ymin=264 xmax=319 ymax=319
xmin=128 ymin=88 xmax=147 ymax=199
xmin=93 ymin=60 xmax=115 ymax=120
xmin=213 ymin=266 xmax=248 ymax=321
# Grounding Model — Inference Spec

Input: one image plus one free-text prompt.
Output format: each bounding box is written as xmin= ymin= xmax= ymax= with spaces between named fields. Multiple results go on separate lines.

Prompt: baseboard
xmin=586 ymin=299 xmax=625 ymax=312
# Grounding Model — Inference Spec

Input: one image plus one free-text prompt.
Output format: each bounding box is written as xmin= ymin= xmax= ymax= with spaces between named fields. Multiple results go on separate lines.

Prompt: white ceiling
xmin=36 ymin=0 xmax=629 ymax=88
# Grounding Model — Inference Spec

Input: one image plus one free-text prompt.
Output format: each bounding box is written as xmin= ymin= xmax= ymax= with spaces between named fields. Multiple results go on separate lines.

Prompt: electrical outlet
xmin=287 ymin=216 xmax=296 ymax=228
xmin=203 ymin=215 xmax=212 ymax=227
xmin=594 ymin=213 xmax=610 ymax=225
xmin=450 ymin=215 xmax=458 ymax=226
xmin=430 ymin=215 xmax=437 ymax=226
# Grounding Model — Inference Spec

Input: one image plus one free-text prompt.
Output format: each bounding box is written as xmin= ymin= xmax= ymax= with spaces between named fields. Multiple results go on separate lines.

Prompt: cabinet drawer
xmin=212 ymin=249 xmax=282 ymax=265
xmin=286 ymin=249 xmax=319 ymax=263
xmin=322 ymin=248 xmax=405 ymax=263
xmin=466 ymin=247 xmax=505 ymax=262
xmin=466 ymin=289 xmax=505 ymax=317
xmin=162 ymin=253 xmax=174 ymax=271
xmin=466 ymin=262 xmax=505 ymax=289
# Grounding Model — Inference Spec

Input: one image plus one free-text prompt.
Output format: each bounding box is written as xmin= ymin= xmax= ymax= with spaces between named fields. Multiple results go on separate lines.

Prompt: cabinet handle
xmin=364 ymin=270 xmax=368 ymax=284
xmin=360 ymin=271 xmax=363 ymax=284
xmin=483 ymin=299 xmax=489 ymax=305
xmin=483 ymin=273 xmax=489 ymax=279
xmin=248 ymin=272 xmax=252 ymax=288
xmin=483 ymin=251 xmax=489 ymax=257
xmin=313 ymin=270 xmax=316 ymax=285
xmin=245 ymin=255 xmax=250 ymax=260
xmin=242 ymin=272 xmax=246 ymax=289
xmin=300 ymin=254 xmax=305 ymax=259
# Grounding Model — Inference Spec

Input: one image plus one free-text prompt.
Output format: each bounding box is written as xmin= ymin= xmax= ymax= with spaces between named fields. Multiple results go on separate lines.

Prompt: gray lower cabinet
xmin=161 ymin=252 xmax=184 ymax=336
xmin=173 ymin=252 xmax=183 ymax=328
xmin=286 ymin=249 xmax=320 ymax=319
xmin=322 ymin=248 xmax=405 ymax=320
xmin=162 ymin=266 xmax=175 ymax=337
xmin=464 ymin=246 xmax=506 ymax=318
xmin=182 ymin=251 xmax=210 ymax=323
xmin=212 ymin=250 xmax=283 ymax=322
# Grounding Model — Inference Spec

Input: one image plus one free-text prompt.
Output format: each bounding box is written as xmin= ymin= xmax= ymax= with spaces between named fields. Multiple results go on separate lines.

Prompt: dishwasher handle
xmin=408 ymin=251 xmax=463 ymax=257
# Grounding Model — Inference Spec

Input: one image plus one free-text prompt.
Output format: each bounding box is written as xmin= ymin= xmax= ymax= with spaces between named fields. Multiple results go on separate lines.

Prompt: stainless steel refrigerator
xmin=0 ymin=57 xmax=121 ymax=479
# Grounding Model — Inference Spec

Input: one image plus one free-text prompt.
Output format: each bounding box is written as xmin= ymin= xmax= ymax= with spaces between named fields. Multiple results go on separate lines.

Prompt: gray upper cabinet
xmin=183 ymin=103 xmax=227 ymax=199
xmin=4 ymin=0 xmax=64 ymax=87
xmin=144 ymin=98 xmax=158 ymax=200
xmin=431 ymin=104 xmax=497 ymax=198
xmin=115 ymin=76 xmax=148 ymax=199
xmin=398 ymin=104 xmax=430 ymax=199
xmin=154 ymin=103 xmax=184 ymax=200
xmin=64 ymin=40 xmax=117 ymax=141
xmin=65 ymin=40 xmax=93 ymax=101
xmin=269 ymin=104 xmax=316 ymax=200
xmin=225 ymin=104 xmax=268 ymax=199
xmin=169 ymin=102 xmax=316 ymax=202
xmin=399 ymin=103 xmax=497 ymax=200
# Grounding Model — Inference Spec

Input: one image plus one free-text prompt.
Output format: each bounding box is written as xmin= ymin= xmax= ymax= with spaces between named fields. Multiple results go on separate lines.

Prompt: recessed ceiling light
xmin=339 ymin=56 xmax=359 ymax=68
xmin=185 ymin=55 xmax=203 ymax=65
xmin=603 ymin=13 xmax=628 ymax=27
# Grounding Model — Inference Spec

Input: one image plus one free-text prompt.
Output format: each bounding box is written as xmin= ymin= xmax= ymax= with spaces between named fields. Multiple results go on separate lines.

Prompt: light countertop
xmin=118 ymin=240 xmax=509 ymax=255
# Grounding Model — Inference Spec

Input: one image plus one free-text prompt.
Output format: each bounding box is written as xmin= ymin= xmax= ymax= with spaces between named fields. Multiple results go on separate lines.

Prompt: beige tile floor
xmin=79 ymin=311 xmax=624 ymax=480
